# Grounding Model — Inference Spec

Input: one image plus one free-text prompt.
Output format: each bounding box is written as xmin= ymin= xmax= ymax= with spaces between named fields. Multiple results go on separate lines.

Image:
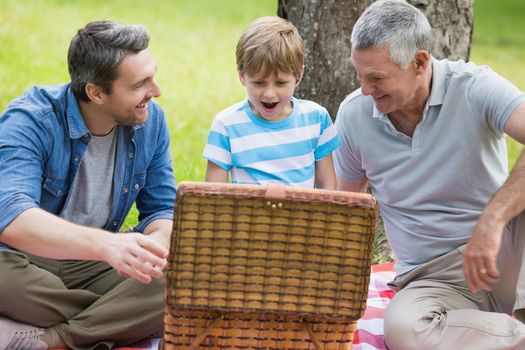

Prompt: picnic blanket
xmin=125 ymin=262 xmax=396 ymax=350
xmin=351 ymin=261 xmax=396 ymax=350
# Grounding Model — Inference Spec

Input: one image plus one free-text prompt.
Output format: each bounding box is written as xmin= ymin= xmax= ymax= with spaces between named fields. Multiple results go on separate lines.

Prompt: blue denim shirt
xmin=0 ymin=84 xmax=176 ymax=245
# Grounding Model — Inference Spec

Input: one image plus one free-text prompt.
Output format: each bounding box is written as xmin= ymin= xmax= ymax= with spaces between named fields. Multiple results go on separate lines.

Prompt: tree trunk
xmin=278 ymin=0 xmax=372 ymax=119
xmin=278 ymin=0 xmax=474 ymax=118
xmin=413 ymin=0 xmax=473 ymax=60
xmin=279 ymin=0 xmax=474 ymax=263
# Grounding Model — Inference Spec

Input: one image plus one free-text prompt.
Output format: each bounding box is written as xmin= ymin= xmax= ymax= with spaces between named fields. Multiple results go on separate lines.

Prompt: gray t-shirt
xmin=60 ymin=127 xmax=118 ymax=228
xmin=334 ymin=58 xmax=525 ymax=275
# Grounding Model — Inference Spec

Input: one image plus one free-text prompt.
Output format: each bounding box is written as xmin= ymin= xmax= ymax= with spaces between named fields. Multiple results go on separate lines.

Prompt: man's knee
xmin=384 ymin=301 xmax=421 ymax=350
xmin=0 ymin=250 xmax=32 ymax=297
xmin=384 ymin=293 xmax=445 ymax=350
xmin=126 ymin=273 xmax=165 ymax=308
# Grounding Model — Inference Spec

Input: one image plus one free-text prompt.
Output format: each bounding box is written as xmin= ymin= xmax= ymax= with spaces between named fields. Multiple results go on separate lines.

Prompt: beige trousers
xmin=0 ymin=249 xmax=164 ymax=350
xmin=384 ymin=212 xmax=525 ymax=350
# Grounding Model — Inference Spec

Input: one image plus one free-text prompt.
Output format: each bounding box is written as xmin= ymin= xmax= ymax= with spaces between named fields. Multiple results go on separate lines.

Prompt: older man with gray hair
xmin=334 ymin=0 xmax=525 ymax=349
xmin=0 ymin=20 xmax=176 ymax=349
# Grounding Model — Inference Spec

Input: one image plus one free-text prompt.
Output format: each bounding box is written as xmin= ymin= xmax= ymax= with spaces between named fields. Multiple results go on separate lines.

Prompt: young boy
xmin=203 ymin=16 xmax=340 ymax=189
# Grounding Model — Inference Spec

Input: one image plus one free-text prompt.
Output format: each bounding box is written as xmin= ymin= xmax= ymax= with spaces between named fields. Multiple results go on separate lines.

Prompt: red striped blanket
xmin=351 ymin=261 xmax=396 ymax=350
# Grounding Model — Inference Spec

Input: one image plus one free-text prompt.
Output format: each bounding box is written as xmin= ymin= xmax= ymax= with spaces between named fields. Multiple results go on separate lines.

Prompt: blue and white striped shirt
xmin=203 ymin=97 xmax=340 ymax=188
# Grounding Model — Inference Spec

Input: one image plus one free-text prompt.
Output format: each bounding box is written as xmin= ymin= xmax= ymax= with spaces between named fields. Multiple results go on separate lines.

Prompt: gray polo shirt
xmin=334 ymin=58 xmax=525 ymax=275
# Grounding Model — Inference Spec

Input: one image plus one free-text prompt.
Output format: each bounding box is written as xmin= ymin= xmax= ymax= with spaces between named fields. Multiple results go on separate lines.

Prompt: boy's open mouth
xmin=261 ymin=102 xmax=278 ymax=109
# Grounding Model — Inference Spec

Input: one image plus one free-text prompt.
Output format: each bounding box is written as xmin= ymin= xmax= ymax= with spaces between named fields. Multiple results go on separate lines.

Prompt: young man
xmin=334 ymin=1 xmax=525 ymax=349
xmin=203 ymin=16 xmax=340 ymax=189
xmin=0 ymin=20 xmax=176 ymax=349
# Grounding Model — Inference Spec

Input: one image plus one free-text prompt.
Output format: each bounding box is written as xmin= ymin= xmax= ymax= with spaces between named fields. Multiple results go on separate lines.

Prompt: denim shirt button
xmin=134 ymin=184 xmax=140 ymax=190
xmin=112 ymin=221 xmax=117 ymax=226
xmin=128 ymin=152 xmax=134 ymax=158
xmin=73 ymin=157 xmax=79 ymax=162
xmin=123 ymin=187 xmax=129 ymax=193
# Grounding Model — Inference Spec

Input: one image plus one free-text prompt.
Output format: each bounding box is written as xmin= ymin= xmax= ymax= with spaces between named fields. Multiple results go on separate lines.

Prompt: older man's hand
xmin=463 ymin=218 xmax=504 ymax=293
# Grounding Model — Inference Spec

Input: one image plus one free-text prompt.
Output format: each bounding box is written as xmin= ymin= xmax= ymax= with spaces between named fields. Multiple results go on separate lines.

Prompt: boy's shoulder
xmin=213 ymin=100 xmax=250 ymax=125
xmin=293 ymin=97 xmax=329 ymax=117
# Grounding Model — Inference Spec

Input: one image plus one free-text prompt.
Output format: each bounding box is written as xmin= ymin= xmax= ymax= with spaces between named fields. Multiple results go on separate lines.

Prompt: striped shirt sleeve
xmin=314 ymin=110 xmax=341 ymax=160
xmin=203 ymin=118 xmax=232 ymax=171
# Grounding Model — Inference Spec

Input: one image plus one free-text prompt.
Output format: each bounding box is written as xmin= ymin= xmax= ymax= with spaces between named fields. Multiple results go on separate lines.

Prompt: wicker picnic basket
xmin=164 ymin=182 xmax=376 ymax=350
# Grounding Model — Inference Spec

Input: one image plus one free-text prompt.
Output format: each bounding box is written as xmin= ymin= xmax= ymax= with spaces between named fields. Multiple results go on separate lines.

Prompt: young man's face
xmin=102 ymin=49 xmax=161 ymax=126
xmin=351 ymin=46 xmax=422 ymax=115
xmin=239 ymin=68 xmax=301 ymax=122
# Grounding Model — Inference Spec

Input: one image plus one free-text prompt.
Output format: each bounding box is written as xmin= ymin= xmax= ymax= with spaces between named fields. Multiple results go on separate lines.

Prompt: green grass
xmin=1 ymin=0 xmax=524 ymax=230
xmin=0 ymin=0 xmax=277 ymax=229
xmin=471 ymin=0 xmax=525 ymax=167
xmin=0 ymin=0 xmax=276 ymax=183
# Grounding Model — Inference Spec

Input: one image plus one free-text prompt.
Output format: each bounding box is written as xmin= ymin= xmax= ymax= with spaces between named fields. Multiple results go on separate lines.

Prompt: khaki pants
xmin=0 ymin=249 xmax=164 ymax=350
xmin=384 ymin=212 xmax=525 ymax=350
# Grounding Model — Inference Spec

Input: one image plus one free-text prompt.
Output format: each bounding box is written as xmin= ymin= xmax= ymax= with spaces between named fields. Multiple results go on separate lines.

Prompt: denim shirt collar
xmin=65 ymin=86 xmax=145 ymax=140
xmin=66 ymin=87 xmax=90 ymax=139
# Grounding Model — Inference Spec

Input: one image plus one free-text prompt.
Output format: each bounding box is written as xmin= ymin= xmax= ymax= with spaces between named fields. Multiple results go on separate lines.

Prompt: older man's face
xmin=351 ymin=46 xmax=423 ymax=116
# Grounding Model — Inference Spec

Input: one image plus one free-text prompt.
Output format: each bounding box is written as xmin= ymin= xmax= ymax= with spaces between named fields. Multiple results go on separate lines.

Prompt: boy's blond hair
xmin=236 ymin=16 xmax=304 ymax=80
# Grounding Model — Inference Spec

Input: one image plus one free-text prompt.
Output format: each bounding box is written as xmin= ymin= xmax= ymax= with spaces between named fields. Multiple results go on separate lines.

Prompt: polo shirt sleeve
xmin=314 ymin=108 xmax=341 ymax=161
xmin=202 ymin=117 xmax=232 ymax=171
xmin=468 ymin=66 xmax=525 ymax=134
xmin=333 ymin=100 xmax=367 ymax=181
xmin=0 ymin=108 xmax=48 ymax=231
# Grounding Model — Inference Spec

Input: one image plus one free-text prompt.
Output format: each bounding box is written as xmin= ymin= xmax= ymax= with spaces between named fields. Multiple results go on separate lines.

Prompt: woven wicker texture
xmin=164 ymin=182 xmax=376 ymax=350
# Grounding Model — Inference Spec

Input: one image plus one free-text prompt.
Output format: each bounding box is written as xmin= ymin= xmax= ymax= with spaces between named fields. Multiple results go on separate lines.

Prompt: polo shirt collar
xmin=427 ymin=57 xmax=446 ymax=107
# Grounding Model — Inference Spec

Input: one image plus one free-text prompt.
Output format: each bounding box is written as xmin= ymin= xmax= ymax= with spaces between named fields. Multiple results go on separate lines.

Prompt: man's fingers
xmin=464 ymin=256 xmax=485 ymax=292
xmin=478 ymin=258 xmax=499 ymax=290
xmin=137 ymin=235 xmax=169 ymax=259
xmin=485 ymin=259 xmax=500 ymax=280
xmin=131 ymin=244 xmax=167 ymax=271
xmin=125 ymin=250 xmax=165 ymax=280
xmin=464 ymin=257 xmax=500 ymax=293
xmin=475 ymin=269 xmax=493 ymax=292
xmin=107 ymin=233 xmax=168 ymax=283
xmin=115 ymin=261 xmax=152 ymax=284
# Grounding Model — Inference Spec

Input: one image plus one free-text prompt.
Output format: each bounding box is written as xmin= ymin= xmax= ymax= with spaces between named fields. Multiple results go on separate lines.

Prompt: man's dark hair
xmin=68 ymin=20 xmax=149 ymax=101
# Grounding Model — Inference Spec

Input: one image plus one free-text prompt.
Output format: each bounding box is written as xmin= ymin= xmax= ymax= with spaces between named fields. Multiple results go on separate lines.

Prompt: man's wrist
xmin=478 ymin=209 xmax=507 ymax=234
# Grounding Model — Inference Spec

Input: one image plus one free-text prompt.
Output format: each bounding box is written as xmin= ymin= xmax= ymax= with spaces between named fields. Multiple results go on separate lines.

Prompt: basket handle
xmin=301 ymin=322 xmax=324 ymax=350
xmin=265 ymin=185 xmax=285 ymax=201
xmin=264 ymin=185 xmax=286 ymax=210
xmin=189 ymin=318 xmax=221 ymax=349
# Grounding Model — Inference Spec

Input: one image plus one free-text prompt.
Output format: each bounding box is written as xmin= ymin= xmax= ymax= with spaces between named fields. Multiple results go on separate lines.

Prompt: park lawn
xmin=0 ymin=0 xmax=277 ymax=229
xmin=1 ymin=0 xmax=524 ymax=230
xmin=471 ymin=0 xmax=525 ymax=167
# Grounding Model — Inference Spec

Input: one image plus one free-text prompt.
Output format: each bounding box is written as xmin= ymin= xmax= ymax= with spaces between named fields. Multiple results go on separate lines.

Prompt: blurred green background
xmin=470 ymin=0 xmax=525 ymax=166
xmin=1 ymin=0 xmax=523 ymax=229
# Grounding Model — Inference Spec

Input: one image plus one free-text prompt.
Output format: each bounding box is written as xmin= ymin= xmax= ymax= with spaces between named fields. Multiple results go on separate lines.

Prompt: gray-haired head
xmin=351 ymin=0 xmax=432 ymax=68
xmin=68 ymin=20 xmax=150 ymax=102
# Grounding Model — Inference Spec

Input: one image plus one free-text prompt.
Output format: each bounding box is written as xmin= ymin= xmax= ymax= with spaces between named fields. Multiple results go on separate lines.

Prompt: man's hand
xmin=144 ymin=219 xmax=173 ymax=250
xmin=2 ymin=209 xmax=173 ymax=284
xmin=102 ymin=232 xmax=168 ymax=284
xmin=463 ymin=218 xmax=504 ymax=293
